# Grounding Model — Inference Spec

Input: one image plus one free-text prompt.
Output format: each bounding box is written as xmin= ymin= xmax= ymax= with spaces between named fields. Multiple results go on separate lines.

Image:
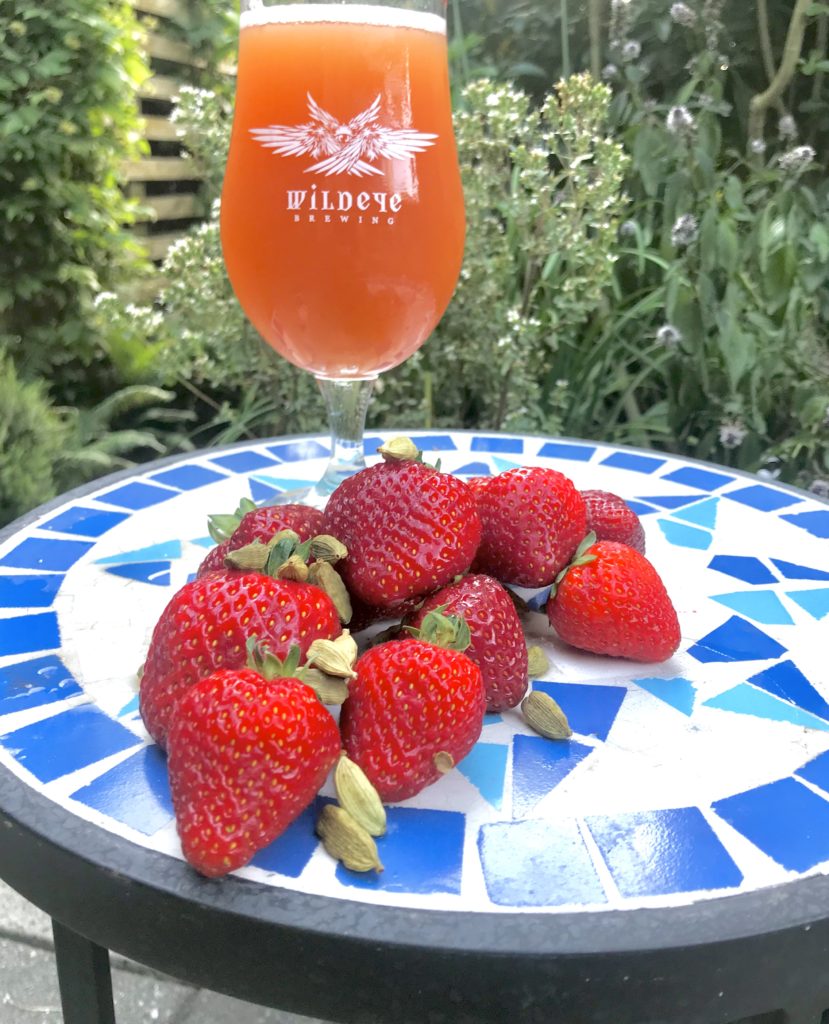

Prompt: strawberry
xmin=405 ymin=574 xmax=528 ymax=712
xmin=166 ymin=659 xmax=340 ymax=877
xmin=340 ymin=635 xmax=486 ymax=802
xmin=545 ymin=535 xmax=680 ymax=662
xmin=581 ymin=489 xmax=645 ymax=554
xmin=139 ymin=572 xmax=341 ymax=748
xmin=198 ymin=500 xmax=324 ymax=577
xmin=321 ymin=438 xmax=481 ymax=609
xmin=471 ymin=466 xmax=587 ymax=587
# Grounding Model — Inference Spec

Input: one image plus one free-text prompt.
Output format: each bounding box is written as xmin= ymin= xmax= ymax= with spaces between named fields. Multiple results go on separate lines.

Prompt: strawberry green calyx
xmin=245 ymin=638 xmax=304 ymax=681
xmin=378 ymin=436 xmax=422 ymax=462
xmin=405 ymin=606 xmax=471 ymax=652
xmin=548 ymin=531 xmax=598 ymax=600
xmin=207 ymin=497 xmax=257 ymax=543
xmin=245 ymin=637 xmax=351 ymax=705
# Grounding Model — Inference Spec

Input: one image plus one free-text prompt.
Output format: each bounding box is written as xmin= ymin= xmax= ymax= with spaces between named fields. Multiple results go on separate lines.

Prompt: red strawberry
xmin=340 ymin=638 xmax=486 ymax=802
xmin=545 ymin=536 xmax=680 ymax=662
xmin=581 ymin=489 xmax=645 ymax=554
xmin=405 ymin=574 xmax=528 ymax=712
xmin=198 ymin=502 xmax=324 ymax=577
xmin=471 ymin=466 xmax=586 ymax=587
xmin=167 ymin=665 xmax=340 ymax=877
xmin=322 ymin=439 xmax=481 ymax=609
xmin=139 ymin=572 xmax=341 ymax=748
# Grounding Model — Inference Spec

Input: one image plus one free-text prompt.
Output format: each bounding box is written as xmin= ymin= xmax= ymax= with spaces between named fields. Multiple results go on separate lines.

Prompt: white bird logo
xmin=249 ymin=93 xmax=438 ymax=177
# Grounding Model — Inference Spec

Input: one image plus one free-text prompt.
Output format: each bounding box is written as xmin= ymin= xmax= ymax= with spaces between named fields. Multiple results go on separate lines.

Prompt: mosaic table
xmin=1 ymin=431 xmax=828 ymax=1024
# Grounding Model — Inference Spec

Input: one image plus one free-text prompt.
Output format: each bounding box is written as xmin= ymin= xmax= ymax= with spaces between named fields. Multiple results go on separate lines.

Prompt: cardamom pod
xmin=316 ymin=804 xmax=383 ymax=873
xmin=307 ymin=560 xmax=352 ymax=624
xmin=526 ymin=645 xmax=550 ymax=680
xmin=309 ymin=534 xmax=348 ymax=564
xmin=275 ymin=554 xmax=310 ymax=582
xmin=306 ymin=632 xmax=358 ymax=679
xmin=522 ymin=690 xmax=572 ymax=740
xmin=301 ymin=669 xmax=349 ymax=705
xmin=334 ymin=753 xmax=386 ymax=836
xmin=224 ymin=540 xmax=270 ymax=572
xmin=377 ymin=436 xmax=420 ymax=462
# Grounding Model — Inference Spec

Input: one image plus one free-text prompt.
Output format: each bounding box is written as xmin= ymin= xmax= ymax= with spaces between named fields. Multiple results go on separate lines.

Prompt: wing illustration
xmin=305 ymin=138 xmax=384 ymax=177
xmin=249 ymin=94 xmax=342 ymax=159
xmin=368 ymin=127 xmax=438 ymax=161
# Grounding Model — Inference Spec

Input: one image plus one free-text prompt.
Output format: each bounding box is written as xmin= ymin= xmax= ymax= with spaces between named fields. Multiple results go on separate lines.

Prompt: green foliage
xmin=0 ymin=354 xmax=68 ymax=525
xmin=0 ymin=0 xmax=150 ymax=403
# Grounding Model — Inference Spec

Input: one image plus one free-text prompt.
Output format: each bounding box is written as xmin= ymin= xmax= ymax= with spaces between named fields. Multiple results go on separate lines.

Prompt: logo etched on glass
xmin=250 ymin=93 xmax=437 ymax=177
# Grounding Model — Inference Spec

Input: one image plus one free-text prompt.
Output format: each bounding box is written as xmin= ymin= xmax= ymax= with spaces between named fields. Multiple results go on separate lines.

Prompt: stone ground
xmin=0 ymin=880 xmax=324 ymax=1024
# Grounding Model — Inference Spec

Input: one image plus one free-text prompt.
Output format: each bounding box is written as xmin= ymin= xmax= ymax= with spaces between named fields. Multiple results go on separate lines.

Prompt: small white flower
xmin=656 ymin=324 xmax=683 ymax=348
xmin=750 ymin=138 xmax=767 ymax=155
xmin=778 ymin=144 xmax=816 ymax=174
xmin=718 ymin=421 xmax=747 ymax=449
xmin=601 ymin=63 xmax=619 ymax=81
xmin=666 ymin=105 xmax=695 ymax=134
xmin=810 ymin=479 xmax=829 ymax=499
xmin=671 ymin=213 xmax=699 ymax=248
xmin=670 ymin=2 xmax=697 ymax=26
xmin=619 ymin=219 xmax=638 ymax=238
xmin=778 ymin=114 xmax=797 ymax=139
xmin=621 ymin=39 xmax=642 ymax=61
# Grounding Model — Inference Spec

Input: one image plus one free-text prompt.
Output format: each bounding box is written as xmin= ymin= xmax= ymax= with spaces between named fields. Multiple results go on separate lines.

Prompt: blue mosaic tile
xmin=660 ymin=466 xmax=735 ymax=490
xmin=601 ymin=452 xmax=666 ymax=474
xmin=492 ymin=457 xmax=523 ymax=473
xmin=532 ymin=681 xmax=626 ymax=741
xmin=71 ymin=745 xmax=173 ymax=836
xmin=250 ymin=475 xmax=317 ymax=495
xmin=672 ymin=497 xmax=719 ymax=528
xmin=96 ymin=481 xmax=178 ymax=511
xmin=117 ymin=694 xmax=139 ymax=719
xmin=335 ymin=806 xmax=465 ymax=895
xmin=249 ymin=478 xmax=282 ymax=503
xmin=0 ymin=538 xmax=93 ymax=572
xmin=0 ymin=574 xmax=63 ymax=609
xmin=456 ymin=742 xmax=509 ymax=809
xmin=251 ymin=799 xmax=324 ymax=878
xmin=708 ymin=555 xmax=777 ymax=585
xmin=747 ymin=660 xmax=829 ymax=721
xmin=0 ymin=655 xmax=82 ymax=714
xmin=781 ymin=510 xmax=829 ymax=539
xmin=713 ymin=778 xmax=829 ymax=872
xmin=149 ymin=464 xmax=227 ymax=491
xmin=266 ymin=439 xmax=330 ymax=461
xmin=724 ymin=484 xmax=802 ymax=512
xmin=537 ymin=442 xmax=595 ymax=462
xmin=711 ymin=591 xmax=794 ymax=626
xmin=96 ymin=541 xmax=181 ymax=565
xmin=471 ymin=436 xmax=523 ymax=454
xmin=702 ymin=684 xmax=829 ymax=732
xmin=637 ymin=494 xmax=704 ymax=509
xmin=363 ymin=437 xmax=386 ymax=455
xmin=453 ymin=461 xmax=492 ymax=476
xmin=657 ymin=519 xmax=712 ymax=550
xmin=104 ymin=562 xmax=171 ymax=587
xmin=478 ymin=818 xmax=606 ymax=907
xmin=635 ymin=676 xmax=696 ymax=716
xmin=625 ymin=500 xmax=658 ymax=516
xmin=0 ymin=612 xmax=60 ymax=658
xmin=208 ymin=450 xmax=280 ymax=473
xmin=786 ymin=589 xmax=829 ymax=620
xmin=585 ymin=807 xmax=743 ymax=897
xmin=0 ymin=704 xmax=140 ymax=784
xmin=687 ymin=616 xmax=787 ymax=663
xmin=407 ymin=434 xmax=458 ymax=452
xmin=512 ymin=735 xmax=595 ymax=817
xmin=38 ymin=507 xmax=129 ymax=539
xmin=794 ymin=750 xmax=829 ymax=796
xmin=771 ymin=558 xmax=829 ymax=582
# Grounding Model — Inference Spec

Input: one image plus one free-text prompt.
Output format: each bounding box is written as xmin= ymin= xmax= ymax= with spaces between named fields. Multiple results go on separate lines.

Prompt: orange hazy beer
xmin=220 ymin=4 xmax=465 ymax=379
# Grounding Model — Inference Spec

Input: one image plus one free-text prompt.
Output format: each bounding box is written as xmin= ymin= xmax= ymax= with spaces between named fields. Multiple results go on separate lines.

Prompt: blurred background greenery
xmin=1 ymin=0 xmax=827 ymax=527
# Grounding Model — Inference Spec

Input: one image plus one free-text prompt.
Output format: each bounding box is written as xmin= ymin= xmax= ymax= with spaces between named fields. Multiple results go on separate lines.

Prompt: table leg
xmin=52 ymin=919 xmax=116 ymax=1024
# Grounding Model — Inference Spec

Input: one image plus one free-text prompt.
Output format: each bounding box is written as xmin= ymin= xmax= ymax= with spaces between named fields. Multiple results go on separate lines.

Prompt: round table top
xmin=1 ymin=430 xmax=828 ymax=1023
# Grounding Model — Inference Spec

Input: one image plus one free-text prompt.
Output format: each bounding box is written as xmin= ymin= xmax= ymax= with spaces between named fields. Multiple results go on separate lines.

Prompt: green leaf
xmin=717 ymin=221 xmax=740 ymax=274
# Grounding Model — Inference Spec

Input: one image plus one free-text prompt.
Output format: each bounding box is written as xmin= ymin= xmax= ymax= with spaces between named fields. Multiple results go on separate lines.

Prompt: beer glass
xmin=221 ymin=0 xmax=465 ymax=504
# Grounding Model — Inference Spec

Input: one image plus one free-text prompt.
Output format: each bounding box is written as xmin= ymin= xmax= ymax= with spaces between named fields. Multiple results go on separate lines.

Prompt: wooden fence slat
xmin=144 ymin=31 xmax=204 ymax=68
xmin=138 ymin=74 xmax=181 ymax=101
xmin=130 ymin=0 xmax=188 ymax=26
xmin=142 ymin=231 xmax=186 ymax=261
xmin=140 ymin=114 xmax=181 ymax=143
xmin=123 ymin=156 xmax=201 ymax=183
xmin=135 ymin=193 xmax=201 ymax=221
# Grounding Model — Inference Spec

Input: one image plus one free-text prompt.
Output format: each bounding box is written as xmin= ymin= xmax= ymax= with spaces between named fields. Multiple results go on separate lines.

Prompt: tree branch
xmin=748 ymin=0 xmax=812 ymax=143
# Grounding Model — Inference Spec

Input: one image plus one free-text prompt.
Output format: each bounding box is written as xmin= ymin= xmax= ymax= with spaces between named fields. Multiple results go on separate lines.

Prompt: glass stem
xmin=310 ymin=376 xmax=376 ymax=502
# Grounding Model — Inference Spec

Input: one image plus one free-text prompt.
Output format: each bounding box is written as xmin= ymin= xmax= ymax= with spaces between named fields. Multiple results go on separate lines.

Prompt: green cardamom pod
xmin=316 ymin=804 xmax=383 ymax=873
xmin=522 ymin=690 xmax=572 ymax=740
xmin=334 ymin=753 xmax=386 ymax=836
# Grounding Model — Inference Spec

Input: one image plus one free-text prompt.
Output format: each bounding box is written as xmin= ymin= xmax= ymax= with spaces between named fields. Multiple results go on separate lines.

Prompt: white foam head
xmin=240 ymin=3 xmax=446 ymax=34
